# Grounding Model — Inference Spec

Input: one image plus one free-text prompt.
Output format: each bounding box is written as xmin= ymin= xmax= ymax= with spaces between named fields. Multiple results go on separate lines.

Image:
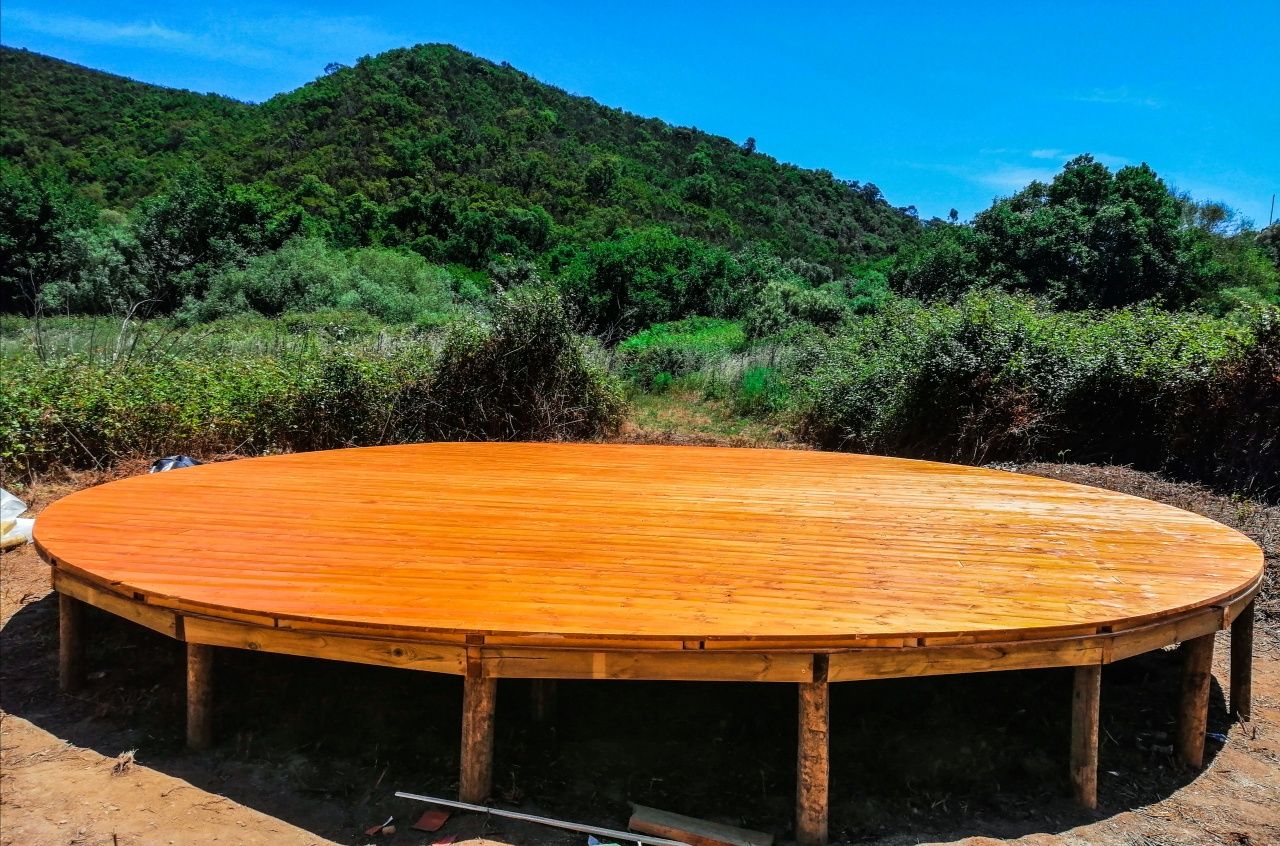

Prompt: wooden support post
xmin=58 ymin=594 xmax=85 ymax=693
xmin=1231 ymin=600 xmax=1254 ymax=722
xmin=186 ymin=643 xmax=214 ymax=751
xmin=460 ymin=675 xmax=497 ymax=803
xmin=1176 ymin=634 xmax=1214 ymax=769
xmin=530 ymin=679 xmax=557 ymax=723
xmin=1070 ymin=664 xmax=1101 ymax=809
xmin=796 ymin=656 xmax=830 ymax=846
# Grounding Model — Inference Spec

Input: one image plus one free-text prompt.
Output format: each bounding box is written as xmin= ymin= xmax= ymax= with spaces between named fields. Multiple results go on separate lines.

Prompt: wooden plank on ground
xmin=628 ymin=804 xmax=773 ymax=846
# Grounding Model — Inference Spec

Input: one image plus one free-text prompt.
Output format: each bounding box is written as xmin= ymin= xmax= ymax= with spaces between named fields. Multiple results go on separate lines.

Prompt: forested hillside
xmin=1 ymin=44 xmax=916 ymax=268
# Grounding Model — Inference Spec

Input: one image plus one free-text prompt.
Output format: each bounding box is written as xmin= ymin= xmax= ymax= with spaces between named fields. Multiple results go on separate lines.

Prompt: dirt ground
xmin=2 ymin=458 xmax=1278 ymax=846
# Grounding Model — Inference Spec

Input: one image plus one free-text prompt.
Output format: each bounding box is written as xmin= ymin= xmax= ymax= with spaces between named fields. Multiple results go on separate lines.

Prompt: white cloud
xmin=5 ymin=8 xmax=278 ymax=68
xmin=1072 ymin=87 xmax=1162 ymax=108
xmin=5 ymin=9 xmax=191 ymax=45
xmin=1027 ymin=149 xmax=1129 ymax=168
xmin=974 ymin=166 xmax=1059 ymax=191
xmin=0 ymin=8 xmax=394 ymax=73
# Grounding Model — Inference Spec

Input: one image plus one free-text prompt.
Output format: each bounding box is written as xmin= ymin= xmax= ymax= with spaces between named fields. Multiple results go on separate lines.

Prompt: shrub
xmin=745 ymin=277 xmax=852 ymax=339
xmin=188 ymin=238 xmax=459 ymax=324
xmin=1167 ymin=307 xmax=1280 ymax=495
xmin=735 ymin=367 xmax=790 ymax=416
xmin=614 ymin=317 xmax=747 ymax=386
xmin=796 ymin=291 xmax=1277 ymax=497
xmin=405 ymin=285 xmax=624 ymax=441
xmin=0 ymin=290 xmax=623 ymax=477
xmin=651 ymin=371 xmax=675 ymax=393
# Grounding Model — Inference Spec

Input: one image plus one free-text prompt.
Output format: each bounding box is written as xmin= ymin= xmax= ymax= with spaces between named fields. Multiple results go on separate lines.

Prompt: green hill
xmin=0 ymin=44 xmax=917 ymax=270
xmin=0 ymin=48 xmax=260 ymax=203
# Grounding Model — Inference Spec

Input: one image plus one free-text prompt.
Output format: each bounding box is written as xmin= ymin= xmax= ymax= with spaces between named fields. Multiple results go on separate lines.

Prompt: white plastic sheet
xmin=1 ymin=488 xmax=35 ymax=550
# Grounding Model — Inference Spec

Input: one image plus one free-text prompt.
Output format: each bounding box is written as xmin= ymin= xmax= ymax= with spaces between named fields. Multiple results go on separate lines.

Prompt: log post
xmin=531 ymin=679 xmax=557 ymax=724
xmin=1230 ymin=600 xmax=1254 ymax=722
xmin=460 ymin=675 xmax=497 ymax=802
xmin=58 ymin=594 xmax=86 ymax=693
xmin=1176 ymin=634 xmax=1214 ymax=769
xmin=1070 ymin=664 xmax=1101 ymax=809
xmin=796 ymin=656 xmax=830 ymax=846
xmin=186 ymin=643 xmax=214 ymax=750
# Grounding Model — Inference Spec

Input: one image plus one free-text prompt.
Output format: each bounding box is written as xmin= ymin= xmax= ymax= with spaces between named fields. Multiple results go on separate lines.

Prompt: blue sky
xmin=3 ymin=1 xmax=1276 ymax=224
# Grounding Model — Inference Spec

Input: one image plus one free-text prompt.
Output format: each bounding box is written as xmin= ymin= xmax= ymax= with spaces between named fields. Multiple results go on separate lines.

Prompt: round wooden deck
xmin=36 ymin=444 xmax=1263 ymax=842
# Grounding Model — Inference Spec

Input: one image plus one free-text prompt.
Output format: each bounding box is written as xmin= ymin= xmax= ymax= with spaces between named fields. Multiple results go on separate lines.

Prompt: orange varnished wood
xmin=35 ymin=444 xmax=1263 ymax=652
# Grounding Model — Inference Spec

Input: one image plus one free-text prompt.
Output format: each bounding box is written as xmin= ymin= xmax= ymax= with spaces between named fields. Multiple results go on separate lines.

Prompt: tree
xmin=584 ymin=156 xmax=621 ymax=202
xmin=0 ymin=162 xmax=95 ymax=313
xmin=896 ymin=156 xmax=1231 ymax=309
xmin=1257 ymin=223 xmax=1280 ymax=269
xmin=130 ymin=169 xmax=299 ymax=310
xmin=41 ymin=224 xmax=145 ymax=315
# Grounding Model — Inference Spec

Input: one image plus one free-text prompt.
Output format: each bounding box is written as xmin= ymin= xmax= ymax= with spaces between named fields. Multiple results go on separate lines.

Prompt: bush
xmin=0 ymin=289 xmax=623 ymax=477
xmin=187 ymin=238 xmax=459 ymax=324
xmin=745 ymin=275 xmax=856 ymax=339
xmin=735 ymin=367 xmax=790 ymax=416
xmin=796 ymin=292 xmax=1278 ymax=497
xmin=1167 ymin=307 xmax=1280 ymax=495
xmin=404 ymin=285 xmax=624 ymax=440
xmin=552 ymin=227 xmax=749 ymax=335
xmin=614 ymin=317 xmax=747 ymax=386
xmin=0 ymin=351 xmax=304 ymax=472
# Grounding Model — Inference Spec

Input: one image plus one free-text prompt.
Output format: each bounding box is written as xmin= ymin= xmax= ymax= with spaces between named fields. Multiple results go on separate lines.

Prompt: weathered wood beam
xmin=1070 ymin=664 xmax=1101 ymax=809
xmin=629 ymin=803 xmax=774 ymax=846
xmin=796 ymin=656 xmax=830 ymax=846
xmin=460 ymin=675 xmax=497 ymax=803
xmin=1175 ymin=634 xmax=1214 ymax=769
xmin=1230 ymin=600 xmax=1253 ymax=721
xmin=530 ymin=679 xmax=557 ymax=723
xmin=58 ymin=593 xmax=86 ymax=693
xmin=186 ymin=643 xmax=215 ymax=750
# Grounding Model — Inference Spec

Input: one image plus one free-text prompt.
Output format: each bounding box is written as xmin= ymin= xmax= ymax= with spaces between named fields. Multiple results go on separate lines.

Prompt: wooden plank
xmin=1223 ymin=580 xmax=1262 ymax=625
xmin=480 ymin=648 xmax=813 ymax=682
xmin=183 ymin=616 xmax=466 ymax=674
xmin=1231 ymin=600 xmax=1254 ymax=721
xmin=628 ymin=804 xmax=773 ymax=846
xmin=1176 ymin=634 xmax=1215 ymax=769
xmin=54 ymin=570 xmax=178 ymax=639
xmin=186 ymin=643 xmax=214 ymax=750
xmin=796 ymin=656 xmax=829 ymax=846
xmin=58 ymin=594 xmax=85 ymax=694
xmin=275 ymin=617 xmax=468 ymax=643
xmin=703 ymin=636 xmax=913 ymax=651
xmin=828 ymin=638 xmax=1103 ymax=682
xmin=484 ymin=634 xmax=687 ymax=650
xmin=146 ymin=596 xmax=278 ymax=627
xmin=1106 ymin=607 xmax=1221 ymax=663
xmin=459 ymin=675 xmax=497 ymax=803
xmin=1070 ymin=664 xmax=1101 ymax=809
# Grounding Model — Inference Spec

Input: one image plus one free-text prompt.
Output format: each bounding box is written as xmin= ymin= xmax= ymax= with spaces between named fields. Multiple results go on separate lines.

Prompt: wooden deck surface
xmin=34 ymin=443 xmax=1263 ymax=645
